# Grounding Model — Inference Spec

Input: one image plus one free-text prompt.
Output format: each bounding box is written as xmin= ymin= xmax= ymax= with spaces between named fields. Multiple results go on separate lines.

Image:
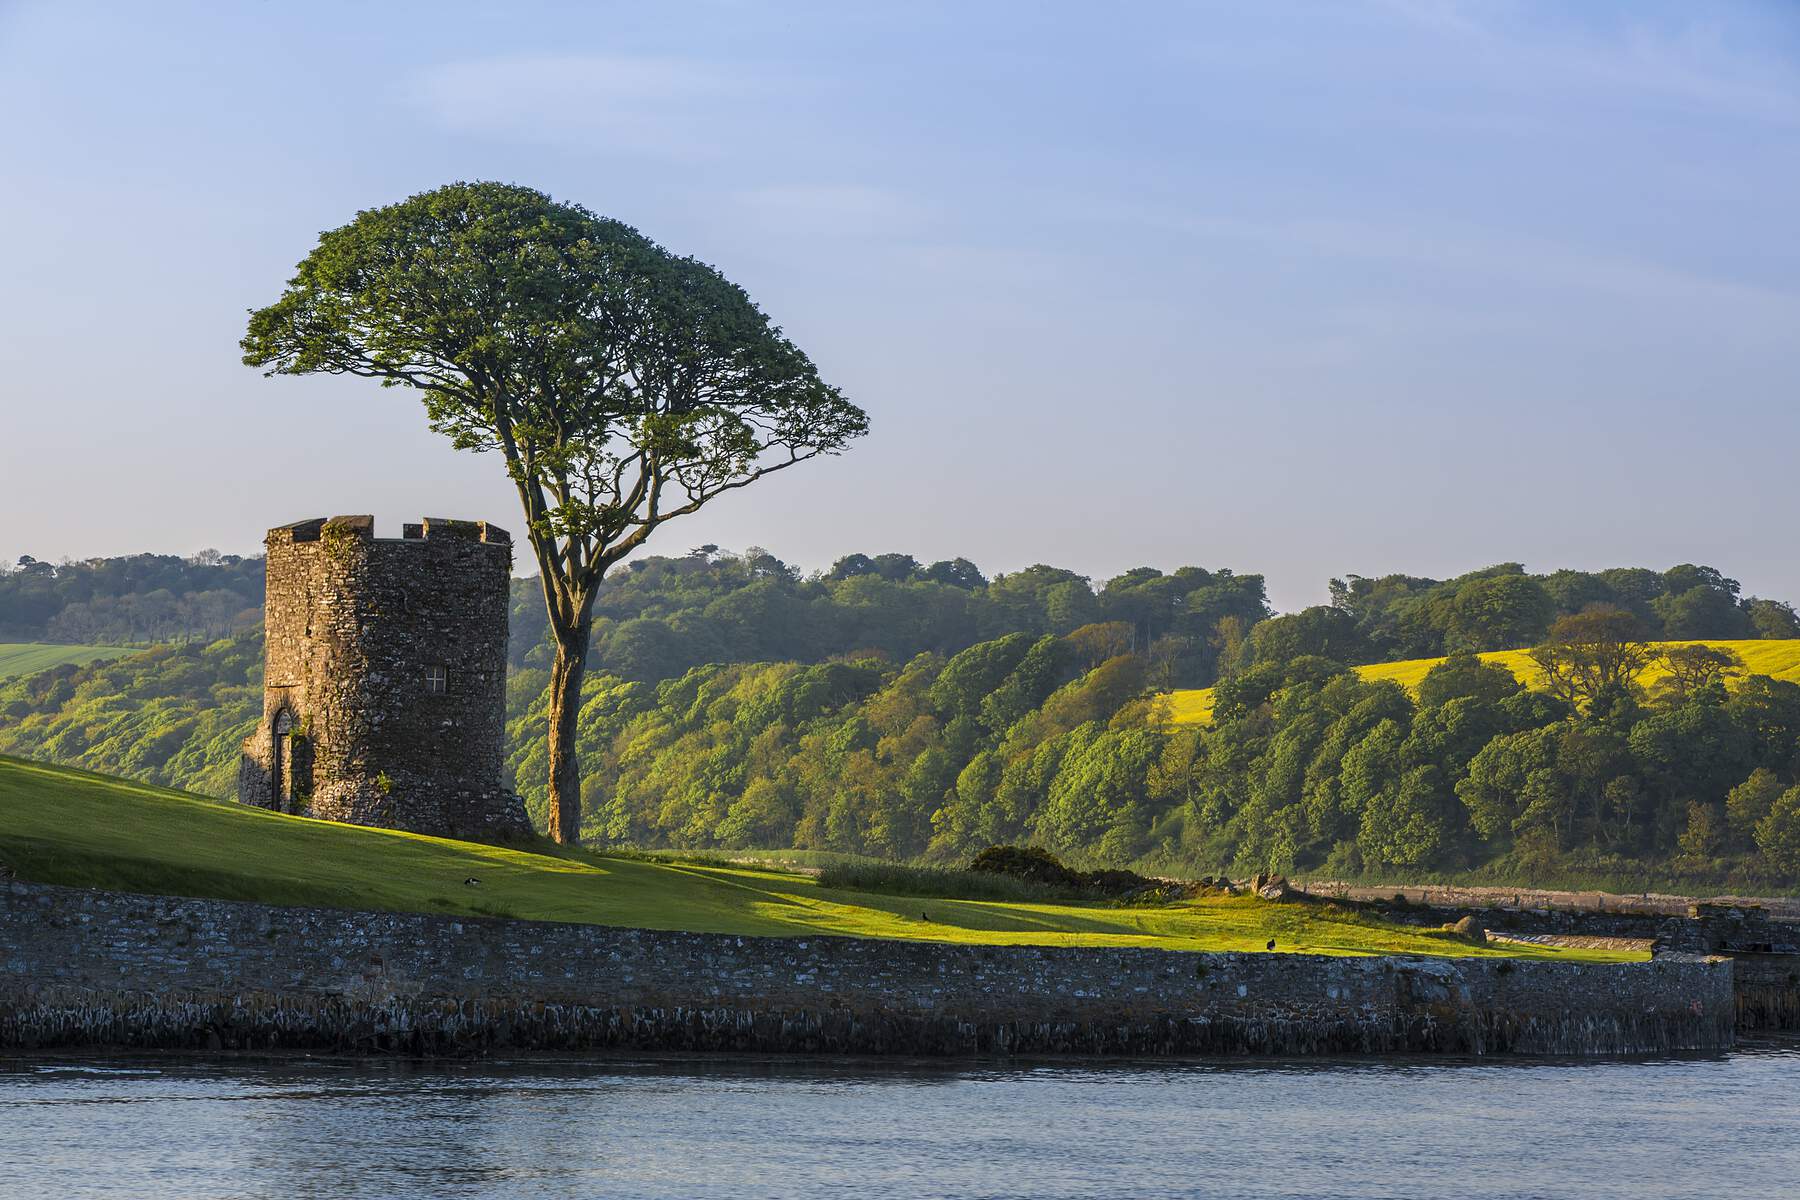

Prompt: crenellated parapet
xmin=268 ymin=514 xmax=511 ymax=545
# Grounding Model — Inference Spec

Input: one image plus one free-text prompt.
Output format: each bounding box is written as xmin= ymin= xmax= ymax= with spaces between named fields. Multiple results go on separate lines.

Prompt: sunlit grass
xmin=1163 ymin=639 xmax=1800 ymax=726
xmin=0 ymin=642 xmax=135 ymax=679
xmin=0 ymin=754 xmax=1637 ymax=962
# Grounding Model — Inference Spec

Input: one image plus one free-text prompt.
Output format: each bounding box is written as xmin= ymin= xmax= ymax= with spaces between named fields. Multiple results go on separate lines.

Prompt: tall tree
xmin=242 ymin=182 xmax=868 ymax=843
xmin=1746 ymin=597 xmax=1800 ymax=639
xmin=1528 ymin=607 xmax=1655 ymax=708
xmin=1653 ymin=643 xmax=1743 ymax=703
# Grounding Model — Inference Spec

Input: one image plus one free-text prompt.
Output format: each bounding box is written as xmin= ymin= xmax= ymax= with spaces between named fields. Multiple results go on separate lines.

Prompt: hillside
xmin=8 ymin=627 xmax=1799 ymax=889
xmin=0 ymin=643 xmax=134 ymax=679
xmin=0 ymin=755 xmax=1629 ymax=961
xmin=1163 ymin=639 xmax=1800 ymax=726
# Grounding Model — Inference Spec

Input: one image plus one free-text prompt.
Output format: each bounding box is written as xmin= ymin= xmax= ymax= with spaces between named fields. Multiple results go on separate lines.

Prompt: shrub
xmin=817 ymin=860 xmax=1088 ymax=903
xmin=1753 ymin=786 xmax=1800 ymax=873
xmin=968 ymin=844 xmax=1084 ymax=887
xmin=967 ymin=844 xmax=1169 ymax=901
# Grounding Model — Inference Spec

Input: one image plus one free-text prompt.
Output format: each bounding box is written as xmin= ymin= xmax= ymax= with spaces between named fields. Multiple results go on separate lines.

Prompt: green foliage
xmin=1746 ymin=598 xmax=1800 ymax=640
xmin=1441 ymin=574 xmax=1554 ymax=652
xmin=504 ymin=550 xmax=1269 ymax=689
xmin=962 ymin=844 xmax=1166 ymax=899
xmin=242 ymin=184 xmax=867 ymax=572
xmin=1415 ymin=651 xmax=1522 ymax=709
xmin=0 ymin=553 xmax=262 ymax=643
xmin=1252 ymin=606 xmax=1367 ymax=667
xmin=1727 ymin=768 xmax=1784 ymax=847
xmin=12 ymin=540 xmax=1258 ymax=693
xmin=1653 ymin=643 xmax=1744 ymax=703
xmin=1677 ymin=800 xmax=1724 ymax=859
xmin=1753 ymin=786 xmax=1800 ymax=873
xmin=0 ymin=635 xmax=261 ymax=797
xmin=1529 ymin=607 xmax=1657 ymax=708
xmin=1330 ymin=561 xmax=1764 ymax=660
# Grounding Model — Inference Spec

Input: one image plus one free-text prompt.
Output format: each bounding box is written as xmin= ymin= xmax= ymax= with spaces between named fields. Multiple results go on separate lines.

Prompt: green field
xmin=0 ymin=755 xmax=1635 ymax=961
xmin=1164 ymin=638 xmax=1800 ymax=726
xmin=0 ymin=642 xmax=136 ymax=679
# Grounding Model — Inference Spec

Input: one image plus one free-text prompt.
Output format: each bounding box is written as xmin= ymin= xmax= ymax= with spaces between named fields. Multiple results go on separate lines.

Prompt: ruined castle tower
xmin=238 ymin=515 xmax=531 ymax=841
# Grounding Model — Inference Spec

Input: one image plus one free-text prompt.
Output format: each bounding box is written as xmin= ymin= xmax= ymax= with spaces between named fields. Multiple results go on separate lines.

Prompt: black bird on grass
xmin=463 ymin=877 xmax=481 ymax=887
xmin=1266 ymin=938 xmax=1276 ymax=951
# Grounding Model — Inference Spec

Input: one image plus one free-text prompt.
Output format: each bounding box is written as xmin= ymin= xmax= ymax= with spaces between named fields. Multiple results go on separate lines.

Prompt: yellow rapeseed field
xmin=1162 ymin=639 xmax=1800 ymax=726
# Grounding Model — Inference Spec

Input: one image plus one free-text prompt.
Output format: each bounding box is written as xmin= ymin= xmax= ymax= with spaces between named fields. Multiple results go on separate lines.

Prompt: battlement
xmin=269 ymin=515 xmax=510 ymax=546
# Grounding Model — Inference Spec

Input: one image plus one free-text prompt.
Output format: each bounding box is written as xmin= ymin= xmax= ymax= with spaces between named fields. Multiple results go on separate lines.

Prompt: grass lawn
xmin=0 ymin=755 xmax=1637 ymax=963
xmin=0 ymin=642 xmax=136 ymax=679
xmin=1163 ymin=638 xmax=1800 ymax=726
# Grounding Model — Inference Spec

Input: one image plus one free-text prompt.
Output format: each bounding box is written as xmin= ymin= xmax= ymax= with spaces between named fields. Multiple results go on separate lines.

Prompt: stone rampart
xmin=1653 ymin=904 xmax=1800 ymax=1031
xmin=1733 ymin=955 xmax=1800 ymax=1030
xmin=0 ymin=882 xmax=1735 ymax=1059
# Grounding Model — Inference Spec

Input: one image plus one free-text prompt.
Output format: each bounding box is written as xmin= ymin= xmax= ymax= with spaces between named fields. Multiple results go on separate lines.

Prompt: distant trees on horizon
xmin=0 ymin=552 xmax=262 ymax=644
xmin=9 ymin=547 xmax=1800 ymax=691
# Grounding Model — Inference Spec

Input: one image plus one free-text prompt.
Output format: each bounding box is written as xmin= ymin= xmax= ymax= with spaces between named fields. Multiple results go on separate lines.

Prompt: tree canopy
xmin=242 ymin=182 xmax=866 ymax=606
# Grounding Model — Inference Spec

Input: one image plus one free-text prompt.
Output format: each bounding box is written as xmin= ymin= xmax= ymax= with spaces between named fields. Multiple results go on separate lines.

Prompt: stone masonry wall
xmin=1734 ymin=954 xmax=1800 ymax=1030
xmin=238 ymin=515 xmax=528 ymax=841
xmin=0 ymin=882 xmax=1735 ymax=1059
xmin=1300 ymin=879 xmax=1800 ymax=921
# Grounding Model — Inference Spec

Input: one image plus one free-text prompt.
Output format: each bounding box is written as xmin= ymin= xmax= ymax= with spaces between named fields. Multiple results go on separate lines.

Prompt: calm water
xmin=3 ymin=1045 xmax=1797 ymax=1199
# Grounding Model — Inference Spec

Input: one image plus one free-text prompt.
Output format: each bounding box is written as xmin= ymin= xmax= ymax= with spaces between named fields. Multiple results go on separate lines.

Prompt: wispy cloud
xmin=403 ymin=54 xmax=764 ymax=159
xmin=1204 ymin=211 xmax=1799 ymax=318
xmin=734 ymin=184 xmax=927 ymax=239
xmin=1372 ymin=0 xmax=1800 ymax=127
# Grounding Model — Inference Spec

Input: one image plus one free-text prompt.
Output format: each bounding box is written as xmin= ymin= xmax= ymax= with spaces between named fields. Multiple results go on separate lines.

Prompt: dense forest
xmin=0 ymin=634 xmax=262 ymax=798
xmin=4 ymin=548 xmax=1800 ymax=888
xmin=495 ymin=616 xmax=1800 ymax=887
xmin=505 ymin=547 xmax=1269 ymax=688
xmin=0 ymin=552 xmax=263 ymax=643
xmin=1274 ymin=562 xmax=1800 ymax=665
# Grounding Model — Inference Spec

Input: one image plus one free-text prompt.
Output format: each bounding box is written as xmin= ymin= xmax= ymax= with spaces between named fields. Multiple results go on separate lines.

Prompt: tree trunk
xmin=547 ymin=631 xmax=589 ymax=845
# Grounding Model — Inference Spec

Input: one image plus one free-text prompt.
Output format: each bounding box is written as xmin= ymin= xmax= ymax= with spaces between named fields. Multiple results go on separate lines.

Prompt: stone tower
xmin=238 ymin=515 xmax=531 ymax=841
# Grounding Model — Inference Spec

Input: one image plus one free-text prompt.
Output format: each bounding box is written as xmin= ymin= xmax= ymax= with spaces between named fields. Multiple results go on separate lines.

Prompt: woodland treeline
xmin=504 ymin=548 xmax=1268 ymax=688
xmin=1321 ymin=562 xmax=1800 ymax=658
xmin=5 ymin=550 xmax=1800 ymax=887
xmin=0 ymin=553 xmax=263 ymax=643
xmin=13 ymin=546 xmax=1796 ymax=687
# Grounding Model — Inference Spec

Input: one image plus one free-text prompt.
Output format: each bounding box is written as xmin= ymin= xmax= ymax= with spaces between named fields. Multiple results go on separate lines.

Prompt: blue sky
xmin=2 ymin=0 xmax=1796 ymax=611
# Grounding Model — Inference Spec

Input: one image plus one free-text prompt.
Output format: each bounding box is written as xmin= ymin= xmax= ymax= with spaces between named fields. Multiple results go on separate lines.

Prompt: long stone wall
xmin=1299 ymin=879 xmax=1800 ymax=921
xmin=0 ymin=882 xmax=1735 ymax=1059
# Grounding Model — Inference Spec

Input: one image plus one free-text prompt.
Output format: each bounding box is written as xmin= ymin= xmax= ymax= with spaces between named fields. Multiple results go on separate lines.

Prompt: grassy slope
xmin=1164 ymin=638 xmax=1800 ymax=726
xmin=0 ymin=642 xmax=135 ymax=679
xmin=0 ymin=755 xmax=1633 ymax=961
